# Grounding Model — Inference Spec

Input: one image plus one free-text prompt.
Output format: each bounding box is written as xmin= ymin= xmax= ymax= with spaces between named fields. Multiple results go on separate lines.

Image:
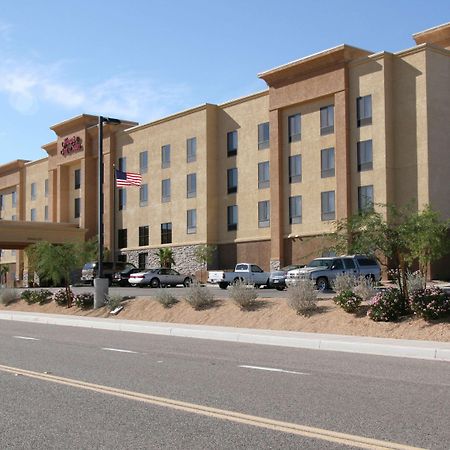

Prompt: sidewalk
xmin=1 ymin=310 xmax=449 ymax=362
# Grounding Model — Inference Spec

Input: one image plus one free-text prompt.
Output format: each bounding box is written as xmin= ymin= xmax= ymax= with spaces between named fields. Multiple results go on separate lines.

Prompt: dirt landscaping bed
xmin=1 ymin=295 xmax=449 ymax=342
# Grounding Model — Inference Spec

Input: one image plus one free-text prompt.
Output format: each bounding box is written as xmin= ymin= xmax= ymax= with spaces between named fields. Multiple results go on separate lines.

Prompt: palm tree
xmin=156 ymin=248 xmax=175 ymax=269
xmin=0 ymin=264 xmax=9 ymax=286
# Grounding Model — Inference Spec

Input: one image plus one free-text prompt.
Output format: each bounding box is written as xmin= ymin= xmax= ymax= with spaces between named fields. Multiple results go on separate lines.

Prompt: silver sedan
xmin=128 ymin=268 xmax=193 ymax=288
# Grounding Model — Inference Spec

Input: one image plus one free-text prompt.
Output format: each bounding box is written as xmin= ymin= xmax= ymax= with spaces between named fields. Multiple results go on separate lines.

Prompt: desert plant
xmin=409 ymin=287 xmax=450 ymax=321
xmin=20 ymin=290 xmax=33 ymax=303
xmin=334 ymin=290 xmax=362 ymax=313
xmin=353 ymin=276 xmax=377 ymax=302
xmin=75 ymin=292 xmax=94 ymax=309
xmin=155 ymin=289 xmax=179 ymax=308
xmin=287 ymin=279 xmax=318 ymax=316
xmin=156 ymin=248 xmax=175 ymax=269
xmin=406 ymin=271 xmax=427 ymax=294
xmin=53 ymin=288 xmax=74 ymax=307
xmin=332 ymin=273 xmax=356 ymax=294
xmin=0 ymin=288 xmax=17 ymax=306
xmin=105 ymin=294 xmax=123 ymax=311
xmin=184 ymin=282 xmax=215 ymax=310
xmin=367 ymin=288 xmax=406 ymax=322
xmin=228 ymin=280 xmax=259 ymax=310
xmin=21 ymin=289 xmax=52 ymax=305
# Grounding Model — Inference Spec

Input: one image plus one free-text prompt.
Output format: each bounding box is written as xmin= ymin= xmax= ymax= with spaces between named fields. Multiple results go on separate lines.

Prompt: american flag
xmin=115 ymin=169 xmax=142 ymax=187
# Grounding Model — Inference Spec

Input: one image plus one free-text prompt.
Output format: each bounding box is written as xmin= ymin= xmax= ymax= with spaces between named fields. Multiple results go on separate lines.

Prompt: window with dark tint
xmin=118 ymin=157 xmax=126 ymax=172
xmin=227 ymin=168 xmax=238 ymax=194
xmin=187 ymin=209 xmax=197 ymax=234
xmin=288 ymin=114 xmax=301 ymax=142
xmin=44 ymin=179 xmax=49 ymax=197
xmin=289 ymin=155 xmax=302 ymax=183
xmin=289 ymin=196 xmax=302 ymax=224
xmin=227 ymin=205 xmax=238 ymax=231
xmin=187 ymin=137 xmax=197 ymax=162
xmin=321 ymin=148 xmax=335 ymax=178
xmin=343 ymin=258 xmax=356 ymax=269
xmin=332 ymin=259 xmax=344 ymax=270
xmin=31 ymin=182 xmax=36 ymax=200
xmin=0 ymin=194 xmax=3 ymax=210
xmin=258 ymin=122 xmax=270 ymax=149
xmin=357 ymin=140 xmax=373 ymax=171
xmin=44 ymin=206 xmax=48 ymax=221
xmin=258 ymin=200 xmax=270 ymax=228
xmin=140 ymin=151 xmax=148 ymax=174
xmin=162 ymin=179 xmax=171 ymax=203
xmin=356 ymin=256 xmax=378 ymax=266
xmin=118 ymin=188 xmax=126 ymax=210
xmin=118 ymin=229 xmax=127 ymax=248
xmin=11 ymin=191 xmax=16 ymax=208
xmin=139 ymin=225 xmax=149 ymax=246
xmin=74 ymin=198 xmax=81 ymax=218
xmin=251 ymin=265 xmax=263 ymax=272
xmin=161 ymin=222 xmax=172 ymax=244
xmin=358 ymin=185 xmax=374 ymax=213
xmin=321 ymin=191 xmax=335 ymax=221
xmin=74 ymin=169 xmax=81 ymax=190
xmin=357 ymin=95 xmax=372 ymax=127
xmin=320 ymin=105 xmax=334 ymax=135
xmin=161 ymin=145 xmax=170 ymax=168
xmin=227 ymin=130 xmax=238 ymax=156
xmin=258 ymin=161 xmax=270 ymax=189
xmin=187 ymin=173 xmax=196 ymax=198
xmin=139 ymin=184 xmax=148 ymax=207
xmin=117 ymin=254 xmax=127 ymax=263
xmin=138 ymin=253 xmax=147 ymax=269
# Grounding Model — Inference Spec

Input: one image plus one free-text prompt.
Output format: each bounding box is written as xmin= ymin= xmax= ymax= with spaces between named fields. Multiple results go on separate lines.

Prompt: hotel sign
xmin=61 ymin=136 xmax=83 ymax=157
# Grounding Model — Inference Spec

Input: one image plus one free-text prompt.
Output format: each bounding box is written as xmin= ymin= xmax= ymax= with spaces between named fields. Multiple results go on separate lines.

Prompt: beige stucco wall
xmin=24 ymin=158 xmax=49 ymax=222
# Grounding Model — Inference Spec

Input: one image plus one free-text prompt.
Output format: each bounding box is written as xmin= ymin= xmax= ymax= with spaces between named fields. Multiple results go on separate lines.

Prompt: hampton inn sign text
xmin=61 ymin=136 xmax=83 ymax=156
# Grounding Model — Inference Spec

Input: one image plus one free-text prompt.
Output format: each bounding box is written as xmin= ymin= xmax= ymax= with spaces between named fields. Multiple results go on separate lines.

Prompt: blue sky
xmin=0 ymin=0 xmax=448 ymax=165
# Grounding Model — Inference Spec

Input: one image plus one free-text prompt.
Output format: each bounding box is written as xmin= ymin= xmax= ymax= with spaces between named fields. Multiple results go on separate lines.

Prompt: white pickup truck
xmin=218 ymin=263 xmax=270 ymax=289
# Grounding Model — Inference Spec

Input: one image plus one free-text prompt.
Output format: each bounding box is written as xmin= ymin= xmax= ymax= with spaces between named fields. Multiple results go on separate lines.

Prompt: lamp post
xmin=94 ymin=115 xmax=121 ymax=308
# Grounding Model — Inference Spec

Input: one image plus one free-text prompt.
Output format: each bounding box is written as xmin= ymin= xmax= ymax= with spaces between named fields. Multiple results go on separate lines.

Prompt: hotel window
xmin=44 ymin=206 xmax=48 ymax=221
xmin=358 ymin=185 xmax=374 ymax=213
xmin=227 ymin=205 xmax=238 ymax=231
xmin=187 ymin=173 xmax=197 ymax=198
xmin=288 ymin=113 xmax=301 ymax=142
xmin=139 ymin=184 xmax=148 ymax=207
xmin=161 ymin=222 xmax=172 ymax=244
xmin=118 ymin=157 xmax=126 ymax=172
xmin=258 ymin=200 xmax=270 ymax=228
xmin=0 ymin=194 xmax=3 ymax=210
xmin=30 ymin=208 xmax=36 ymax=221
xmin=11 ymin=191 xmax=16 ymax=208
xmin=187 ymin=137 xmax=197 ymax=162
xmin=11 ymin=215 xmax=17 ymax=221
xmin=357 ymin=140 xmax=373 ymax=171
xmin=118 ymin=188 xmax=126 ymax=211
xmin=227 ymin=168 xmax=238 ymax=194
xmin=321 ymin=191 xmax=336 ymax=221
xmin=74 ymin=169 xmax=81 ymax=190
xmin=44 ymin=179 xmax=49 ymax=197
xmin=139 ymin=151 xmax=148 ymax=174
xmin=138 ymin=252 xmax=147 ymax=269
xmin=162 ymin=179 xmax=171 ymax=203
xmin=258 ymin=122 xmax=270 ymax=150
xmin=258 ymin=161 xmax=270 ymax=189
xmin=227 ymin=130 xmax=238 ymax=156
xmin=321 ymin=147 xmax=335 ymax=178
xmin=118 ymin=228 xmax=128 ymax=248
xmin=289 ymin=196 xmax=302 ymax=224
xmin=31 ymin=182 xmax=37 ymax=200
xmin=139 ymin=225 xmax=149 ymax=246
xmin=74 ymin=198 xmax=81 ymax=218
xmin=320 ymin=105 xmax=334 ymax=135
xmin=357 ymin=95 xmax=372 ymax=127
xmin=117 ymin=254 xmax=127 ymax=263
xmin=288 ymin=155 xmax=302 ymax=183
xmin=187 ymin=209 xmax=197 ymax=234
xmin=161 ymin=145 xmax=170 ymax=168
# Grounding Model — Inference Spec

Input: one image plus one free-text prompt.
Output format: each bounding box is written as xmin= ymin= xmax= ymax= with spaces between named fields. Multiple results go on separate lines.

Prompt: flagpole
xmin=112 ymin=164 xmax=116 ymax=265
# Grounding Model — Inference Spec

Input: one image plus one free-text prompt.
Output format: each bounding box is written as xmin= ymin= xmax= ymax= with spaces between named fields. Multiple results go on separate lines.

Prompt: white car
xmin=128 ymin=268 xmax=193 ymax=288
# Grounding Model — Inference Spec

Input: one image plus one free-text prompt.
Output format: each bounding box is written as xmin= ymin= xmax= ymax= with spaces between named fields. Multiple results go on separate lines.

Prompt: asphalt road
xmin=0 ymin=321 xmax=449 ymax=449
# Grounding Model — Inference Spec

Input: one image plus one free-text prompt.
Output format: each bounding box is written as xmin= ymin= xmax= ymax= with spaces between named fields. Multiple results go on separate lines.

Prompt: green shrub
xmin=287 ymin=279 xmax=318 ymax=316
xmin=367 ymin=289 xmax=405 ymax=322
xmin=0 ymin=288 xmax=18 ymax=306
xmin=409 ymin=287 xmax=450 ymax=321
xmin=21 ymin=289 xmax=52 ymax=305
xmin=20 ymin=290 xmax=33 ymax=303
xmin=185 ymin=282 xmax=215 ymax=310
xmin=155 ymin=289 xmax=179 ymax=308
xmin=228 ymin=280 xmax=259 ymax=310
xmin=105 ymin=294 xmax=123 ymax=311
xmin=75 ymin=292 xmax=94 ymax=309
xmin=53 ymin=289 xmax=74 ymax=306
xmin=334 ymin=290 xmax=362 ymax=313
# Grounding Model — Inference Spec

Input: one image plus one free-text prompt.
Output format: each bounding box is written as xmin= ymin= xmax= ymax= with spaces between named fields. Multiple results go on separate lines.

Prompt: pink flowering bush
xmin=409 ymin=287 xmax=450 ymax=321
xmin=367 ymin=289 xmax=405 ymax=322
xmin=334 ymin=290 xmax=362 ymax=313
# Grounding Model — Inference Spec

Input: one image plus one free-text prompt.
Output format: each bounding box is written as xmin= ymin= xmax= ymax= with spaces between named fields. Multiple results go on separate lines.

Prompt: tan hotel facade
xmin=1 ymin=23 xmax=449 ymax=286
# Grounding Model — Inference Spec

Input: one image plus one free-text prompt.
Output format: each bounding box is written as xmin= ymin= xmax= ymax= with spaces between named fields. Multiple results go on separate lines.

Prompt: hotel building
xmin=0 ymin=23 xmax=449 ymax=286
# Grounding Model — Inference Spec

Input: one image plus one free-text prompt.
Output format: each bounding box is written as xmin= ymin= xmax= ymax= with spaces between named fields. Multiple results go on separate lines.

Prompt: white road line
xmin=239 ymin=365 xmax=308 ymax=375
xmin=101 ymin=347 xmax=138 ymax=354
xmin=13 ymin=336 xmax=40 ymax=341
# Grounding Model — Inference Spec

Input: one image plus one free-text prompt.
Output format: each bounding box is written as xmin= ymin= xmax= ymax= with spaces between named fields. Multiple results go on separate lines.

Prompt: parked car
xmin=268 ymin=264 xmax=304 ymax=290
xmin=112 ymin=267 xmax=142 ymax=287
xmin=208 ymin=270 xmax=225 ymax=284
xmin=285 ymin=255 xmax=381 ymax=291
xmin=81 ymin=261 xmax=137 ymax=285
xmin=218 ymin=263 xmax=270 ymax=289
xmin=128 ymin=268 xmax=193 ymax=288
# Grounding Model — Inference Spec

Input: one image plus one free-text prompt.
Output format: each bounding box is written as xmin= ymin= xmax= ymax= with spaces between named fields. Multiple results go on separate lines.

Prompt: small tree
xmin=194 ymin=245 xmax=217 ymax=270
xmin=0 ymin=264 xmax=9 ymax=286
xmin=156 ymin=247 xmax=175 ymax=268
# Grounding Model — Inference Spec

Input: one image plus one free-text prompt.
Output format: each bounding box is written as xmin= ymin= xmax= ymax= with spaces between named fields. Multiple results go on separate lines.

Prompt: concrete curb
xmin=0 ymin=310 xmax=449 ymax=362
